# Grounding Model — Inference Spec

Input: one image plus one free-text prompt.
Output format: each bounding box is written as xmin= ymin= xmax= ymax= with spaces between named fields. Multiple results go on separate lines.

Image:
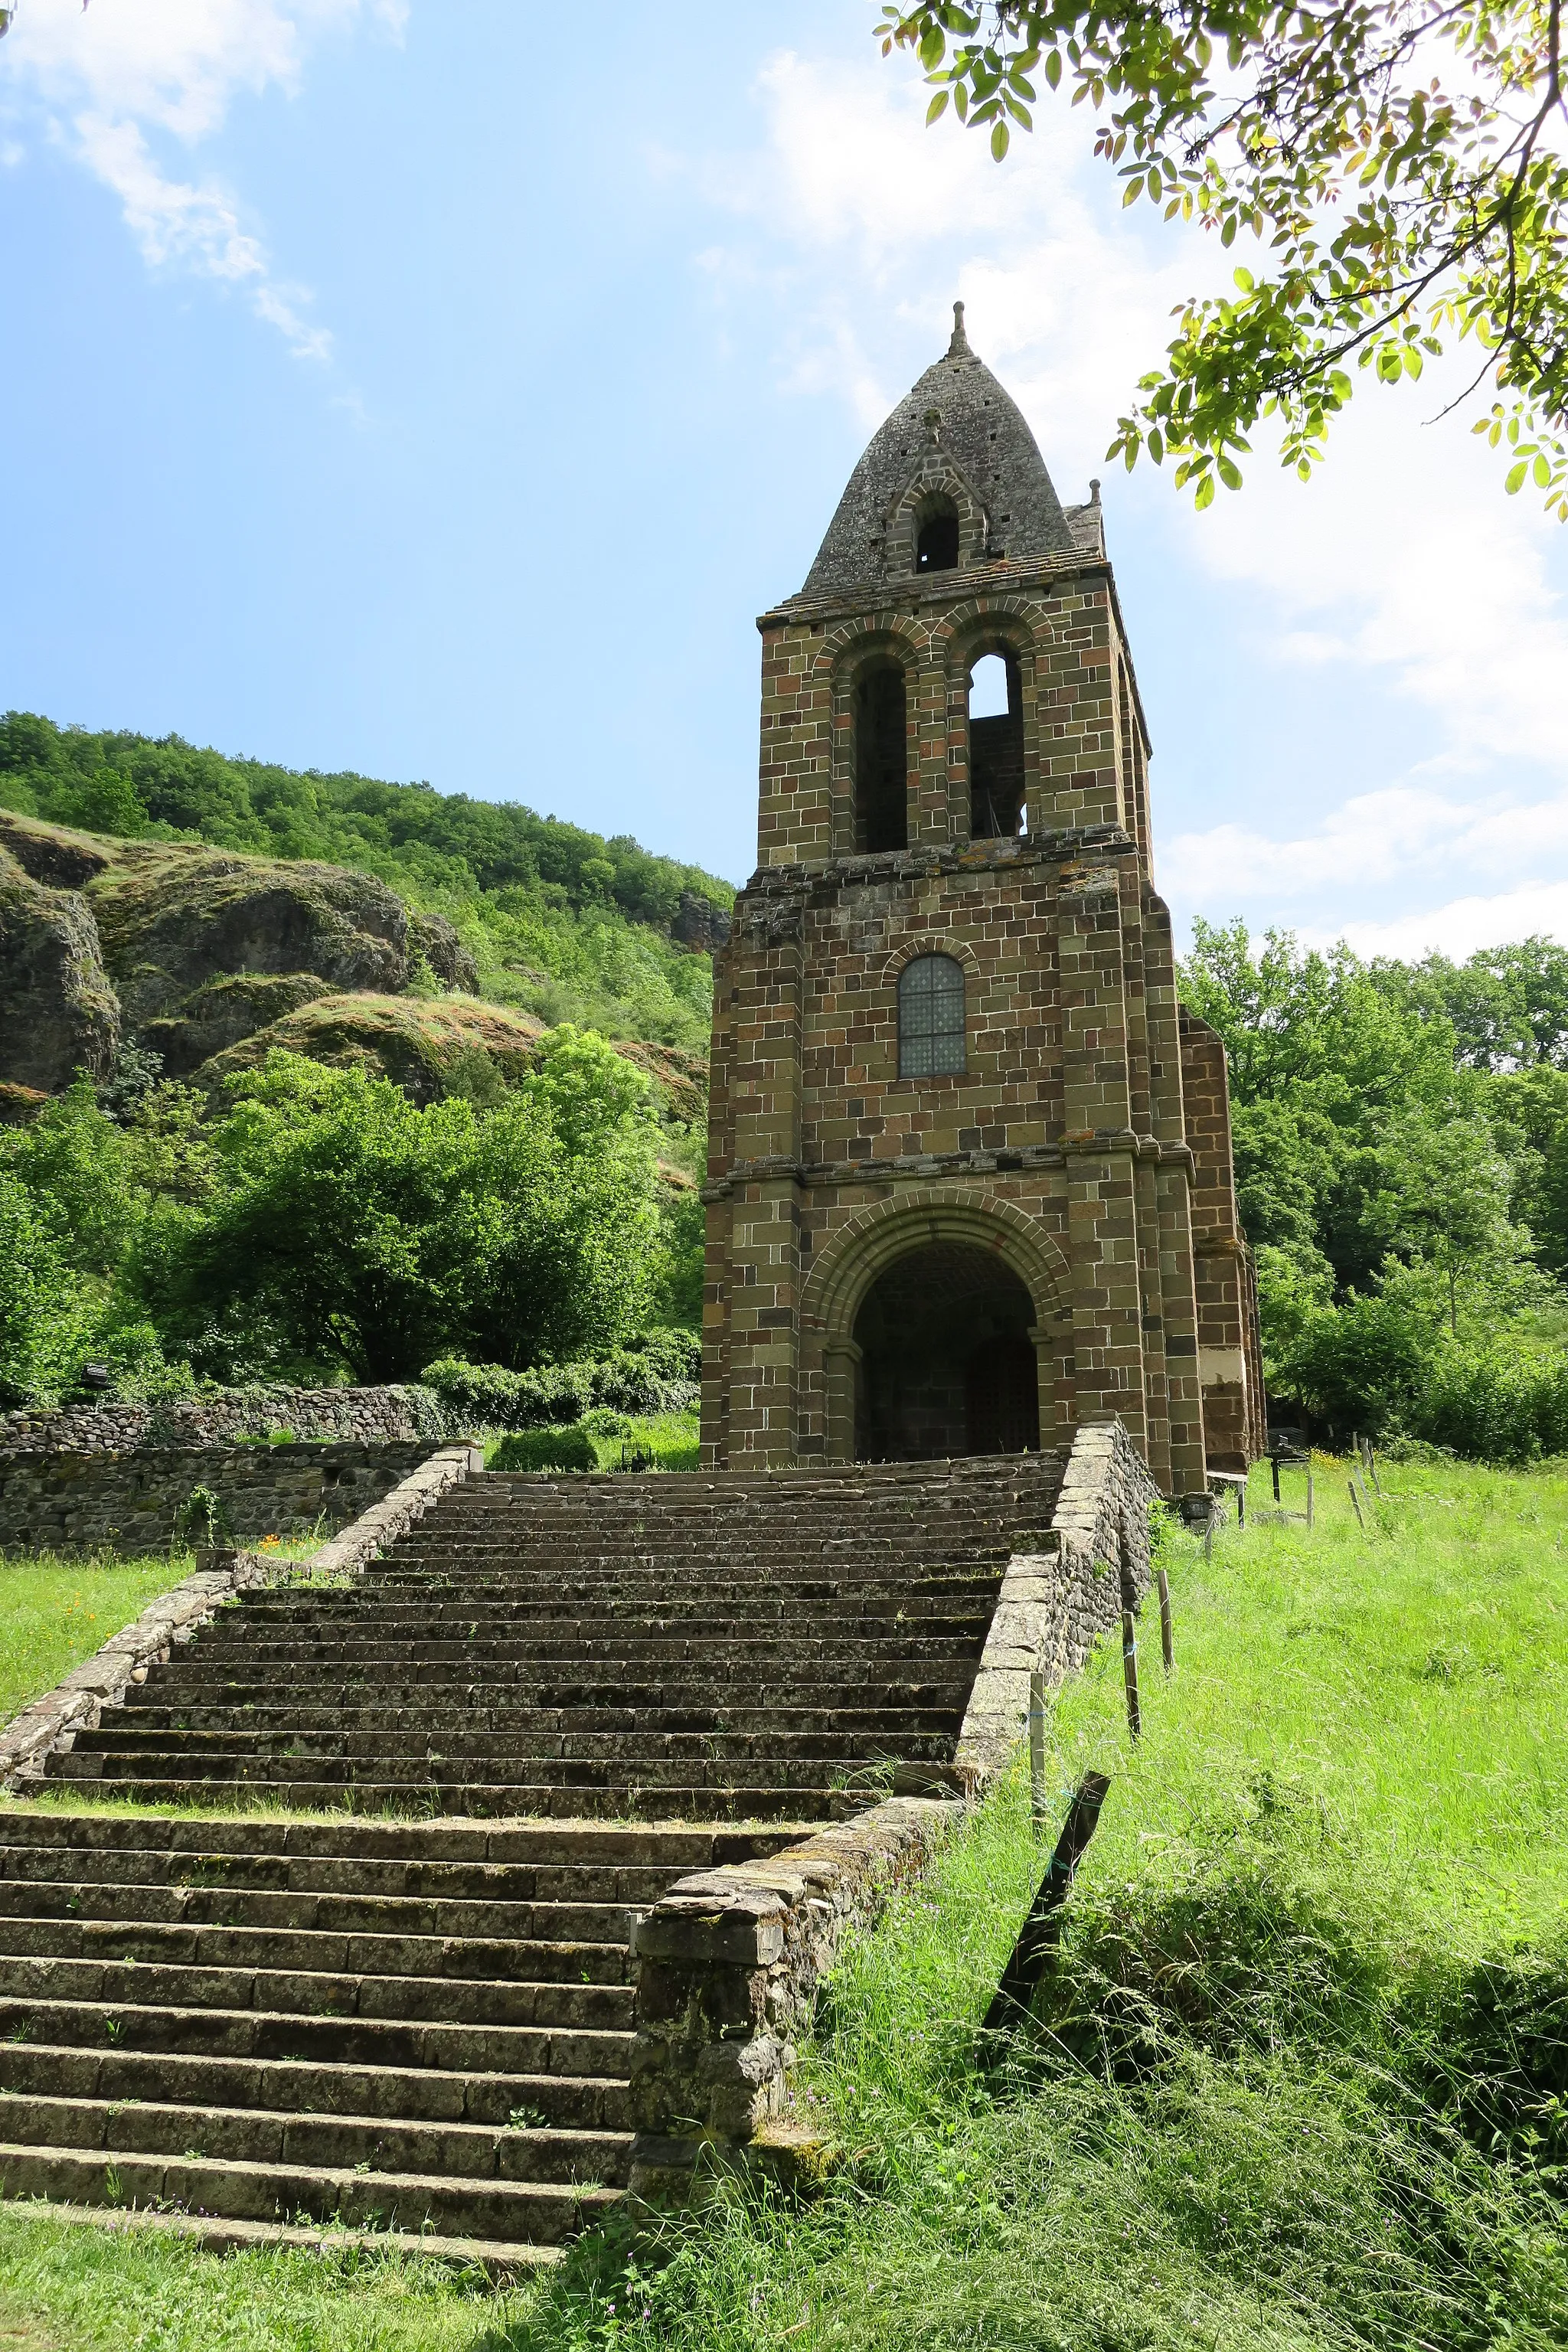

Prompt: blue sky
xmin=3 ymin=0 xmax=1566 ymax=957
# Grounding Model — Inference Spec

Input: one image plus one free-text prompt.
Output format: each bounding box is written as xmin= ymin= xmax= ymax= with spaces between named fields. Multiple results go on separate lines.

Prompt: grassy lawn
xmin=0 ymin=1555 xmax=194 ymax=1731
xmin=2 ymin=1451 xmax=1566 ymax=2347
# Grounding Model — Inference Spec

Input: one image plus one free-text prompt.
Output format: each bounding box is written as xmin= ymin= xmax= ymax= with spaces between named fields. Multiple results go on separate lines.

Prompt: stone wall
xmin=627 ymin=1416 xmax=1161 ymax=2195
xmin=1178 ymin=1006 xmax=1269 ymax=1471
xmin=0 ymin=1385 xmax=445 ymax=1455
xmin=1 ymin=1445 xmax=480 ymax=1790
xmin=0 ymin=1440 xmax=445 ymax=1557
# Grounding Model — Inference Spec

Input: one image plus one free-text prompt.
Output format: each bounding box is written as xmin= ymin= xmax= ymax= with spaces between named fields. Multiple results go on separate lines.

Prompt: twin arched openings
xmin=848 ymin=640 xmax=1027 ymax=851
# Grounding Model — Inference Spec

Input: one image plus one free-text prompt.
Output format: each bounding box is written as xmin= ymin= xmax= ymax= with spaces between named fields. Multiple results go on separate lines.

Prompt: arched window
xmin=898 ymin=953 xmax=965 ymax=1077
xmin=916 ymin=500 xmax=960 ymax=573
xmin=969 ymin=648 xmax=1024 ymax=838
xmin=852 ymin=658 xmax=908 ymax=853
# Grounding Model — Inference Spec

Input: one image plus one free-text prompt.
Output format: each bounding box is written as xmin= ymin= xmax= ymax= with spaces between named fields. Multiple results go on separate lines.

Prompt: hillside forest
xmin=7 ymin=711 xmax=1568 ymax=1459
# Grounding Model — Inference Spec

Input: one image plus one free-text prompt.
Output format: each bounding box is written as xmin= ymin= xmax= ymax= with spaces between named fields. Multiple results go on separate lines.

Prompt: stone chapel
xmin=699 ymin=305 xmax=1264 ymax=1502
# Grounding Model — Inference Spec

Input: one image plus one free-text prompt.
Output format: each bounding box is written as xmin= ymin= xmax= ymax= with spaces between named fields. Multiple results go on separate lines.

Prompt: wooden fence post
xmin=1122 ymin=1609 xmax=1142 ymax=1740
xmin=1029 ymin=1665 xmax=1047 ymax=1836
xmin=1157 ymin=1567 xmax=1174 ymax=1672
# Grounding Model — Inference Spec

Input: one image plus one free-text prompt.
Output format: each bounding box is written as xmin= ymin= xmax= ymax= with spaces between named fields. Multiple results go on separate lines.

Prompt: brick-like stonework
xmin=700 ymin=315 xmax=1261 ymax=1499
xmin=0 ymin=1446 xmax=480 ymax=1792
xmin=0 ymin=1441 xmax=446 ymax=1557
xmin=0 ymin=1385 xmax=444 ymax=1455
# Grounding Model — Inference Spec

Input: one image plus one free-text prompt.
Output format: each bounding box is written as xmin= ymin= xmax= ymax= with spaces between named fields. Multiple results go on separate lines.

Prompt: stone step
xmin=0 ymin=1993 xmax=633 ymax=2077
xmin=34 ymin=1777 xmax=864 ymax=1821
xmin=114 ymin=1707 xmax=960 ymax=1740
xmin=0 ymin=1813 xmax=797 ymax=1868
xmin=50 ymin=1747 xmax=888 ymax=1793
xmin=131 ymin=1674 xmax=975 ymax=1706
xmin=67 ymin=1728 xmax=949 ymax=1766
xmin=0 ymin=1952 xmax=629 ymax=2032
xmin=0 ymin=2094 xmax=632 ymax=2188
xmin=0 ymin=1842 xmax=740 ymax=1907
xmin=163 ymin=1635 xmax=987 ymax=1664
xmin=0 ymin=2039 xmax=629 ymax=2131
xmin=0 ymin=1915 xmax=631 ymax=1989
xmin=0 ymin=2141 xmax=617 ymax=2246
xmin=0 ymin=1879 xmax=631 ymax=1945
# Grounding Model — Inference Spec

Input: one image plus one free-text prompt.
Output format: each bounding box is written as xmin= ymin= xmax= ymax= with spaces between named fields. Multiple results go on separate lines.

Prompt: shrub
xmin=489 ymin=1423 xmax=596 ymax=1473
xmin=422 ymin=1329 xmax=700 ymax=1430
xmin=1406 ymin=1346 xmax=1568 ymax=1465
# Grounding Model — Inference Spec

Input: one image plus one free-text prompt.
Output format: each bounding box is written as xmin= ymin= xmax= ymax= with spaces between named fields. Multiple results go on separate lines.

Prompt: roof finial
xmin=948 ymin=299 xmax=971 ymax=358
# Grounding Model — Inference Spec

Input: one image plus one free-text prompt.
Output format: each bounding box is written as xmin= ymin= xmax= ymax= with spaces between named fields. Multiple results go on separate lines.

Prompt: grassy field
xmin=0 ymin=1556 xmax=192 ymax=1731
xmin=2 ymin=1451 xmax=1566 ymax=2348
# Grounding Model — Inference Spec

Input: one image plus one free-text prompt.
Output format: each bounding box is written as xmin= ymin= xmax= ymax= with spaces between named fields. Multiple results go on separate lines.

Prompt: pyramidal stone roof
xmin=795 ymin=304 xmax=1082 ymax=602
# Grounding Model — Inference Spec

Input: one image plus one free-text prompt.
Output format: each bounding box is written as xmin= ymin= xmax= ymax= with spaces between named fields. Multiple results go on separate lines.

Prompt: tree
xmin=880 ymin=2 xmax=1568 ymax=514
xmin=156 ymin=1053 xmax=665 ymax=1383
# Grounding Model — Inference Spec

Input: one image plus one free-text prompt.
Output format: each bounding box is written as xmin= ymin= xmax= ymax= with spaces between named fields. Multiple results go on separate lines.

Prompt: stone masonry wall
xmin=1178 ymin=1007 xmax=1267 ymax=1469
xmin=627 ymin=1418 xmax=1160 ymax=2196
xmin=0 ymin=1441 xmax=444 ymax=1557
xmin=0 ymin=1385 xmax=443 ymax=1455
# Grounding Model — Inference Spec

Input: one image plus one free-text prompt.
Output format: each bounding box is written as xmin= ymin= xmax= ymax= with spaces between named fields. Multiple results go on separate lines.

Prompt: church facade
xmin=700 ymin=307 xmax=1263 ymax=1501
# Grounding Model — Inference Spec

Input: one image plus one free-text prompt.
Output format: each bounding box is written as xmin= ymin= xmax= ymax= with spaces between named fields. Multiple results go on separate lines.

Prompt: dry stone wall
xmin=0 ymin=1385 xmax=444 ymax=1455
xmin=0 ymin=1440 xmax=445 ymax=1557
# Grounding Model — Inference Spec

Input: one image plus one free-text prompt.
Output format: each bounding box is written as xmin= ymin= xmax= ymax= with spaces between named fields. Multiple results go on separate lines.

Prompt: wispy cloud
xmin=3 ymin=0 xmax=405 ymax=358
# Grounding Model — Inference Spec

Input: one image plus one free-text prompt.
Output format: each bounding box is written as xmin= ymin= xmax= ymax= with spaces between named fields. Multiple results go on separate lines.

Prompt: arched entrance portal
xmin=851 ymin=1241 xmax=1039 ymax=1462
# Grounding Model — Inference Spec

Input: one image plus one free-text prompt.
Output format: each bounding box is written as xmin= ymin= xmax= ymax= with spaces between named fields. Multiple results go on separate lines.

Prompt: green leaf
xmin=1217 ymin=456 xmax=1243 ymax=489
xmin=1194 ymin=472 xmax=1217 ymax=509
xmin=1123 ymin=176 xmax=1143 ymax=207
xmin=1534 ymin=452 xmax=1552 ymax=488
xmin=990 ymin=117 xmax=1010 ymax=161
xmin=1505 ymin=459 xmax=1528 ymax=495
xmin=926 ymin=89 xmax=950 ymax=123
xmin=1044 ymin=47 xmax=1062 ymax=88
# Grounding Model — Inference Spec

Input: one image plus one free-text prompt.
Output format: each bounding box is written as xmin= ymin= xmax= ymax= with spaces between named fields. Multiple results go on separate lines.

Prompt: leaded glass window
xmin=898 ymin=954 xmax=965 ymax=1078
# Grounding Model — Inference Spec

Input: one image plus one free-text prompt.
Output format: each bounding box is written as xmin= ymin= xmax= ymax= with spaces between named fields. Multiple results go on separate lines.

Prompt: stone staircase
xmin=1 ymin=1454 xmax=1067 ymax=2260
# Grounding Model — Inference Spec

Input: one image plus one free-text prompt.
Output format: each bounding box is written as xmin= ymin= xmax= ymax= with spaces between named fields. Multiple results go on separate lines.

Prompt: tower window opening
xmin=898 ymin=952 xmax=965 ymax=1078
xmin=853 ymin=660 xmax=909 ymax=853
xmin=969 ymin=648 xmax=1025 ymax=839
xmin=916 ymin=503 xmax=960 ymax=572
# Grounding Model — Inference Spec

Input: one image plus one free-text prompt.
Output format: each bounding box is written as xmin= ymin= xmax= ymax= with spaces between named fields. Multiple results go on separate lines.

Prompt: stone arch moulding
xmin=877 ymin=932 xmax=985 ymax=993
xmin=883 ymin=454 xmax=989 ymax=577
xmin=936 ymin=601 xmax=1043 ymax=842
xmin=799 ymin=1190 xmax=1073 ymax=1462
xmin=828 ymin=623 xmax=926 ymax=858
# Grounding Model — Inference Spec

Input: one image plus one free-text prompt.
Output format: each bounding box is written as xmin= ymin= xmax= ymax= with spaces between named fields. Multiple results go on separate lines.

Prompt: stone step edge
xmin=0 ymin=2190 xmax=561 ymax=2276
xmin=0 ymin=1445 xmax=485 ymax=1795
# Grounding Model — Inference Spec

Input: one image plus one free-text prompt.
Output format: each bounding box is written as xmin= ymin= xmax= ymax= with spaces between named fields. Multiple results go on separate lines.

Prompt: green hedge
xmin=422 ymin=1329 xmax=700 ymax=1430
xmin=489 ymin=1425 xmax=598 ymax=1473
xmin=1407 ymin=1348 xmax=1568 ymax=1466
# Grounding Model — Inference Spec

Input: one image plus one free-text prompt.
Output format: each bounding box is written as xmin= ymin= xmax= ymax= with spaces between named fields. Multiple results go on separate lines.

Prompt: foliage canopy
xmin=881 ymin=1 xmax=1568 ymax=514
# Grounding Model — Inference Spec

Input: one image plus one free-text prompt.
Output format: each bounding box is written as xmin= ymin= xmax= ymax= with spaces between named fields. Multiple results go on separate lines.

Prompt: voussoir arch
xmin=800 ymin=1189 xmax=1072 ymax=1341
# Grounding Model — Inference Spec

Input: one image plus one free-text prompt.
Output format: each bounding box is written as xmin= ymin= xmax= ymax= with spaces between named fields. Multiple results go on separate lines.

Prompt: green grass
xmin=0 ymin=1555 xmax=193 ymax=1730
xmin=3 ymin=1452 xmax=1566 ymax=2348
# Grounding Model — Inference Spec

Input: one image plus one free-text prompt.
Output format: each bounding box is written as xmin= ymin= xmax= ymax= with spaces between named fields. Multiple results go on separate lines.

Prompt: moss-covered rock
xmin=89 ymin=847 xmax=411 ymax=1029
xmin=194 ymin=991 xmax=548 ymax=1104
xmin=0 ymin=848 xmax=119 ymax=1089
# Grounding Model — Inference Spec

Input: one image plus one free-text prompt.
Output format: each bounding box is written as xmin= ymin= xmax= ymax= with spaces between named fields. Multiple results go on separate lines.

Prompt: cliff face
xmin=0 ymin=809 xmax=704 ymax=1119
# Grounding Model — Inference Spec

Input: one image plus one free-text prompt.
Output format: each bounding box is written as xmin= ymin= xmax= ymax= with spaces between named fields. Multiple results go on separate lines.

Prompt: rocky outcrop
xmin=193 ymin=991 xmax=547 ymax=1105
xmin=0 ymin=851 xmax=119 ymax=1089
xmin=671 ymin=889 xmax=731 ymax=952
xmin=142 ymin=972 xmax=335 ymax=1079
xmin=409 ymin=910 xmax=479 ymax=991
xmin=92 ymin=851 xmax=412 ymax=1031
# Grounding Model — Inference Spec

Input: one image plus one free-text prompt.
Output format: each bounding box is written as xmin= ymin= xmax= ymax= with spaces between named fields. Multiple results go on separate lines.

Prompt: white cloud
xmin=2 ymin=0 xmax=403 ymax=357
xmin=690 ymin=38 xmax=1568 ymax=957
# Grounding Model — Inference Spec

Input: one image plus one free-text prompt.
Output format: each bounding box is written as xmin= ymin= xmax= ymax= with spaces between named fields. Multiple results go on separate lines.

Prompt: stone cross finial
xmin=948 ymin=299 xmax=971 ymax=357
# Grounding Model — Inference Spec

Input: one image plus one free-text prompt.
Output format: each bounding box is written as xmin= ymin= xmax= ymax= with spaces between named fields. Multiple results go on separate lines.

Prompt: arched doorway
xmin=851 ymin=1240 xmax=1040 ymax=1461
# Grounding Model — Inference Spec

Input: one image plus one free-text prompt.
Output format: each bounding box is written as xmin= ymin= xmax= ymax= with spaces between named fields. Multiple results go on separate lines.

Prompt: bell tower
xmin=700 ymin=305 xmax=1263 ymax=1499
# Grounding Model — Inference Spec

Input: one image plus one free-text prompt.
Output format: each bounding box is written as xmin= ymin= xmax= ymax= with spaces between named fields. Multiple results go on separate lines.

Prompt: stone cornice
xmin=740 ymin=825 xmax=1138 ymax=902
xmin=701 ymin=1134 xmax=1194 ymax=1201
xmin=756 ymin=547 xmax=1110 ymax=634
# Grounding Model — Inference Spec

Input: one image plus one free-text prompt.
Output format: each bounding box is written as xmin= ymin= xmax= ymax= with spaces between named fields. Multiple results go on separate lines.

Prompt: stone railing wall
xmin=0 ymin=1439 xmax=449 ymax=1558
xmin=0 ymin=1444 xmax=480 ymax=1791
xmin=626 ymin=1415 xmax=1161 ymax=2197
xmin=0 ymin=1384 xmax=446 ymax=1455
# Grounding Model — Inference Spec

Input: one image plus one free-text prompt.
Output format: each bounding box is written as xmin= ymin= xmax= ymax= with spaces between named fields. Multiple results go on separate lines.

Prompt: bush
xmin=489 ymin=1423 xmax=596 ymax=1473
xmin=422 ymin=1329 xmax=700 ymax=1430
xmin=1406 ymin=1346 xmax=1568 ymax=1465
